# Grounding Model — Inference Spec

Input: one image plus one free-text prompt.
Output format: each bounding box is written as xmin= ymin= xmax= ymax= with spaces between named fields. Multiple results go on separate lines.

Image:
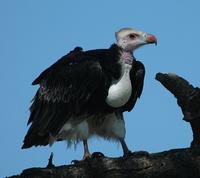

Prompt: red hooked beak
xmin=146 ymin=34 xmax=157 ymax=45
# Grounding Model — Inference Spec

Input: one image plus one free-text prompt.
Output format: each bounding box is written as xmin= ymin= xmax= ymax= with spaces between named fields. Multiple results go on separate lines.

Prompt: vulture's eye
xmin=129 ymin=34 xmax=136 ymax=39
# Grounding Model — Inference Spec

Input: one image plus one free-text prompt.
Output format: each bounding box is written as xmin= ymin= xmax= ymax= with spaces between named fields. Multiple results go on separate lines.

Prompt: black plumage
xmin=22 ymin=44 xmax=145 ymax=149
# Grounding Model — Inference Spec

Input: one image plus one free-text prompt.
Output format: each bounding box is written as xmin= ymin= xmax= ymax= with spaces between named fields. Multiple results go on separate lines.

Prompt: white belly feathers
xmin=57 ymin=63 xmax=132 ymax=143
xmin=106 ymin=63 xmax=132 ymax=108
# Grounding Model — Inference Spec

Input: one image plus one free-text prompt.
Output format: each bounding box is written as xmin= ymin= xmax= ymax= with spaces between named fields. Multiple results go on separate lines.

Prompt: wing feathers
xmin=23 ymin=45 xmax=120 ymax=148
xmin=122 ymin=60 xmax=145 ymax=112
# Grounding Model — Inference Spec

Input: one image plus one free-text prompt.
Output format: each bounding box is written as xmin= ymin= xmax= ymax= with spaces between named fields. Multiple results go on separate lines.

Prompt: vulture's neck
xmin=120 ymin=50 xmax=134 ymax=65
xmin=105 ymin=50 xmax=134 ymax=108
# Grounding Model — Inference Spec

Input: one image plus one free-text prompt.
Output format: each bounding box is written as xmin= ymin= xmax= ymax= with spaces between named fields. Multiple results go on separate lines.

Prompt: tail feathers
xmin=23 ymin=90 xmax=68 ymax=149
xmin=21 ymin=128 xmax=50 ymax=149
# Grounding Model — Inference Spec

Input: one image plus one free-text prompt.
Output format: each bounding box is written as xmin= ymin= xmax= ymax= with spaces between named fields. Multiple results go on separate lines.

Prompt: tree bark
xmin=8 ymin=148 xmax=200 ymax=178
xmin=156 ymin=72 xmax=200 ymax=147
xmin=8 ymin=72 xmax=200 ymax=178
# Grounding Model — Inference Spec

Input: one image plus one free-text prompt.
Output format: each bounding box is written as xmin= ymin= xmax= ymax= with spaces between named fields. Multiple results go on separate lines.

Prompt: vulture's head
xmin=115 ymin=28 xmax=157 ymax=52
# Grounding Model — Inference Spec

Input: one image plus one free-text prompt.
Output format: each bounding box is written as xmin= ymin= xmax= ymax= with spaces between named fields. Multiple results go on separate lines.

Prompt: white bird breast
xmin=106 ymin=63 xmax=132 ymax=108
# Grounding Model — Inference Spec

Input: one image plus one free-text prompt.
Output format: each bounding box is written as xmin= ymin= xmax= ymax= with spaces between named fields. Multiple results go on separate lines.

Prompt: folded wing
xmin=22 ymin=47 xmax=116 ymax=148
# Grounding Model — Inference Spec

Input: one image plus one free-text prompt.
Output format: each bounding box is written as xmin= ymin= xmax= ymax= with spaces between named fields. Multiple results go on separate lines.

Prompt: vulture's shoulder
xmin=32 ymin=44 xmax=121 ymax=86
xmin=32 ymin=47 xmax=84 ymax=85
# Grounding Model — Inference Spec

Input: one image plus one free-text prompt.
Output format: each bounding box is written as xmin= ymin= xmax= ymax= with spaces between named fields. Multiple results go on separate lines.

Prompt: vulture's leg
xmin=83 ymin=139 xmax=91 ymax=160
xmin=120 ymin=138 xmax=149 ymax=157
xmin=119 ymin=138 xmax=132 ymax=156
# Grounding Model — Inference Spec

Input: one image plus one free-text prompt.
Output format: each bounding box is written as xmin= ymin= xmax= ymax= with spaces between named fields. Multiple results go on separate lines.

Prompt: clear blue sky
xmin=1 ymin=0 xmax=200 ymax=177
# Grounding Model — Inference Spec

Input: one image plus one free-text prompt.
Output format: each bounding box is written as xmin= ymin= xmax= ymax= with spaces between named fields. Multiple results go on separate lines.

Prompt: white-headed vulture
xmin=22 ymin=28 xmax=157 ymax=160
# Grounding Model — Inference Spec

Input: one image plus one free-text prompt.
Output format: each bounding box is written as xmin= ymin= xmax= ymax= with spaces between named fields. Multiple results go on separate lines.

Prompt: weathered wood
xmin=8 ymin=148 xmax=200 ymax=178
xmin=156 ymin=72 xmax=200 ymax=147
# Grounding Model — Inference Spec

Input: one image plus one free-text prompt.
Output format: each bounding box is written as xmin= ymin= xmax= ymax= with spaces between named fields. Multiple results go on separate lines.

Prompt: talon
xmin=91 ymin=152 xmax=105 ymax=158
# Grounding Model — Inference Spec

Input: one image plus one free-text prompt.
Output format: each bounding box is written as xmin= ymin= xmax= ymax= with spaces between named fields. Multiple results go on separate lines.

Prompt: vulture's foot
xmin=91 ymin=152 xmax=105 ymax=158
